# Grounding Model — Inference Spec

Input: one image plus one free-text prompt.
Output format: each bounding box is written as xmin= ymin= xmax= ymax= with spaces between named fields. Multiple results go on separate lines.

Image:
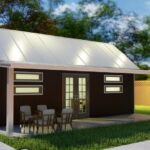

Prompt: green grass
xmin=1 ymin=121 xmax=150 ymax=150
xmin=1 ymin=105 xmax=150 ymax=150
xmin=135 ymin=105 xmax=150 ymax=115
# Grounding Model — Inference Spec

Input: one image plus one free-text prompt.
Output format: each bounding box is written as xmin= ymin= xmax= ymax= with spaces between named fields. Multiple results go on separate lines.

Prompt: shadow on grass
xmin=1 ymin=121 xmax=150 ymax=150
xmin=30 ymin=121 xmax=150 ymax=150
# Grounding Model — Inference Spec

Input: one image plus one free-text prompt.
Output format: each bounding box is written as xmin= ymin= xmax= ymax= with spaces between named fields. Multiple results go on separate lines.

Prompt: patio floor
xmin=73 ymin=113 xmax=150 ymax=129
xmin=1 ymin=114 xmax=150 ymax=137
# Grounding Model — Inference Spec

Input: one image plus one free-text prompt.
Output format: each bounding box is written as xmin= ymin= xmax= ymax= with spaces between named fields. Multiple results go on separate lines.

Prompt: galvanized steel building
xmin=0 ymin=29 xmax=149 ymax=135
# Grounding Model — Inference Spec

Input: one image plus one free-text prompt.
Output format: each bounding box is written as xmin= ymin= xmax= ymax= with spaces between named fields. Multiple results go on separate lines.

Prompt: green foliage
xmin=96 ymin=0 xmax=121 ymax=17
xmin=135 ymin=64 xmax=150 ymax=80
xmin=56 ymin=0 xmax=121 ymax=41
xmin=135 ymin=105 xmax=150 ymax=115
xmin=0 ymin=0 xmax=57 ymax=34
xmin=138 ymin=64 xmax=150 ymax=70
xmin=56 ymin=12 xmax=92 ymax=40
xmin=43 ymin=0 xmax=64 ymax=16
xmin=1 ymin=121 xmax=150 ymax=150
xmin=116 ymin=17 xmax=150 ymax=63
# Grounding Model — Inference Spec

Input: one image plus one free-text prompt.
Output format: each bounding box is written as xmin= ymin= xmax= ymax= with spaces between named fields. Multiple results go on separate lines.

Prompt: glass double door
xmin=63 ymin=74 xmax=89 ymax=118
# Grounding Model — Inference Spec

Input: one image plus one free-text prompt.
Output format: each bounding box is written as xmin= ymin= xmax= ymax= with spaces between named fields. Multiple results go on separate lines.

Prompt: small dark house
xmin=0 ymin=29 xmax=149 ymax=135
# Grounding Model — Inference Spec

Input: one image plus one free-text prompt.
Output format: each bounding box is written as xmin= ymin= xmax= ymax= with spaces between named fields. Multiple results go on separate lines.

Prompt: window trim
xmin=104 ymin=85 xmax=123 ymax=94
xmin=14 ymin=71 xmax=43 ymax=82
xmin=104 ymin=75 xmax=123 ymax=83
xmin=14 ymin=85 xmax=43 ymax=96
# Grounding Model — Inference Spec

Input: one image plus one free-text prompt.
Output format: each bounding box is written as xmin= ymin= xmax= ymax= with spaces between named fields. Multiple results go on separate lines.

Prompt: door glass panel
xmin=65 ymin=77 xmax=74 ymax=109
xmin=66 ymin=85 xmax=70 ymax=92
xmin=83 ymin=93 xmax=86 ymax=99
xmin=82 ymin=78 xmax=86 ymax=84
xmin=70 ymin=93 xmax=73 ymax=99
xmin=79 ymin=85 xmax=82 ymax=91
xmin=79 ymin=92 xmax=82 ymax=98
xmin=70 ymin=85 xmax=73 ymax=92
xmin=79 ymin=78 xmax=82 ymax=84
xmin=78 ymin=77 xmax=87 ymax=113
xmin=70 ymin=78 xmax=73 ymax=84
xmin=83 ymin=86 xmax=86 ymax=92
xmin=66 ymin=78 xmax=69 ymax=84
xmin=66 ymin=100 xmax=70 ymax=108
xmin=66 ymin=93 xmax=69 ymax=99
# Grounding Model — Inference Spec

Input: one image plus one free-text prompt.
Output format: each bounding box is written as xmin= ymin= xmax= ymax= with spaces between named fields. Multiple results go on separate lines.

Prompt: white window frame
xmin=14 ymin=71 xmax=43 ymax=82
xmin=14 ymin=85 xmax=43 ymax=95
xmin=104 ymin=85 xmax=123 ymax=94
xmin=104 ymin=75 xmax=123 ymax=83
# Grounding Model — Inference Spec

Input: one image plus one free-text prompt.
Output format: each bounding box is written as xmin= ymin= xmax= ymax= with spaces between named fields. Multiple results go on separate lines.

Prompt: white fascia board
xmin=4 ymin=62 xmax=149 ymax=75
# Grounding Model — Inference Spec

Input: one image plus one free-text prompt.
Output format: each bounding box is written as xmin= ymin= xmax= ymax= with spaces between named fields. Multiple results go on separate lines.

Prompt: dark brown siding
xmin=14 ymin=69 xmax=62 ymax=124
xmin=0 ymin=68 xmax=7 ymax=126
xmin=0 ymin=68 xmax=134 ymax=125
xmin=90 ymin=73 xmax=134 ymax=117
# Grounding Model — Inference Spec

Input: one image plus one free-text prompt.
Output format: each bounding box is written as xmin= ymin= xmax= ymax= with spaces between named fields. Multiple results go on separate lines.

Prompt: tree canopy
xmin=0 ymin=0 xmax=57 ymax=34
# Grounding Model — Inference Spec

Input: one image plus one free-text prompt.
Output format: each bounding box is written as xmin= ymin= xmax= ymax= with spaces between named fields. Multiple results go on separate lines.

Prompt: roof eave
xmin=0 ymin=62 xmax=147 ymax=75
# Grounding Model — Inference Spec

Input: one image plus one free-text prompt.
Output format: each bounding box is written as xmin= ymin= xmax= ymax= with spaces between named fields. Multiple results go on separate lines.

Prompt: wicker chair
xmin=20 ymin=105 xmax=32 ymax=133
xmin=37 ymin=105 xmax=48 ymax=116
xmin=57 ymin=108 xmax=73 ymax=131
xmin=35 ymin=109 xmax=55 ymax=134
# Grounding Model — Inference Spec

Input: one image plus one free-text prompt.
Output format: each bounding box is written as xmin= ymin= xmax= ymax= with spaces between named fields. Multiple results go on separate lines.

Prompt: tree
xmin=79 ymin=0 xmax=150 ymax=65
xmin=56 ymin=11 xmax=93 ymax=39
xmin=116 ymin=17 xmax=150 ymax=63
xmin=43 ymin=0 xmax=64 ymax=16
xmin=89 ymin=0 xmax=122 ymax=41
xmin=55 ymin=0 xmax=121 ymax=41
xmin=0 ymin=0 xmax=57 ymax=34
xmin=0 ymin=0 xmax=41 ymax=23
xmin=135 ymin=64 xmax=150 ymax=80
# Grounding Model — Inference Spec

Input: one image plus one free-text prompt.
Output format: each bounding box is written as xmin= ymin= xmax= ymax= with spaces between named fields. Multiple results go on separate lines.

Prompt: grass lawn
xmin=135 ymin=105 xmax=150 ymax=115
xmin=0 ymin=121 xmax=150 ymax=150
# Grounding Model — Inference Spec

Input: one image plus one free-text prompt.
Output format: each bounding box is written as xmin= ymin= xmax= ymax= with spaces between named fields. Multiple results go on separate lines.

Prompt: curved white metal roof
xmin=0 ymin=28 xmax=139 ymax=71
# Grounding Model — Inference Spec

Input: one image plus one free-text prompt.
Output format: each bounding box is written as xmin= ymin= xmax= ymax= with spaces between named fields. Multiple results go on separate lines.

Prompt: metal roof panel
xmin=0 ymin=29 xmax=139 ymax=71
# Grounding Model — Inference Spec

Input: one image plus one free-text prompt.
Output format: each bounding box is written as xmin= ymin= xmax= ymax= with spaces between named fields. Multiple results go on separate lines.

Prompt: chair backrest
xmin=62 ymin=108 xmax=73 ymax=114
xmin=43 ymin=109 xmax=55 ymax=115
xmin=37 ymin=105 xmax=47 ymax=112
xmin=42 ymin=109 xmax=55 ymax=124
xmin=20 ymin=106 xmax=31 ymax=116
xmin=61 ymin=108 xmax=73 ymax=124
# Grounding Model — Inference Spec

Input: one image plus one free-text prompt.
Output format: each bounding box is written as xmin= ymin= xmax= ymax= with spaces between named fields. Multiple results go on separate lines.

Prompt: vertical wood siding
xmin=0 ymin=68 xmax=134 ymax=125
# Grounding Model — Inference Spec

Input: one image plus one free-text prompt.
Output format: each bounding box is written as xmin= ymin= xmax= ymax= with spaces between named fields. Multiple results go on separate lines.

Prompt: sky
xmin=66 ymin=0 xmax=150 ymax=16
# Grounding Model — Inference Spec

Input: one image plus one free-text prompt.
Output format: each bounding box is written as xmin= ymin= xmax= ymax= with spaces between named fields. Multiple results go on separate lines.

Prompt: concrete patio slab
xmin=106 ymin=140 xmax=150 ymax=150
xmin=0 ymin=142 xmax=14 ymax=150
xmin=73 ymin=114 xmax=150 ymax=129
xmin=0 ymin=114 xmax=150 ymax=136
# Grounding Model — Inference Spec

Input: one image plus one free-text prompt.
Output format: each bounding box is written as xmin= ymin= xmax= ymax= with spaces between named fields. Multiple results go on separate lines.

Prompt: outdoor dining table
xmin=28 ymin=114 xmax=42 ymax=133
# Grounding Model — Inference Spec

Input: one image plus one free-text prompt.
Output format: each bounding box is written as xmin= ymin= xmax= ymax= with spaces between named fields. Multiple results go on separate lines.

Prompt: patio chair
xmin=57 ymin=108 xmax=73 ymax=131
xmin=37 ymin=105 xmax=48 ymax=116
xmin=20 ymin=105 xmax=32 ymax=133
xmin=35 ymin=109 xmax=55 ymax=134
